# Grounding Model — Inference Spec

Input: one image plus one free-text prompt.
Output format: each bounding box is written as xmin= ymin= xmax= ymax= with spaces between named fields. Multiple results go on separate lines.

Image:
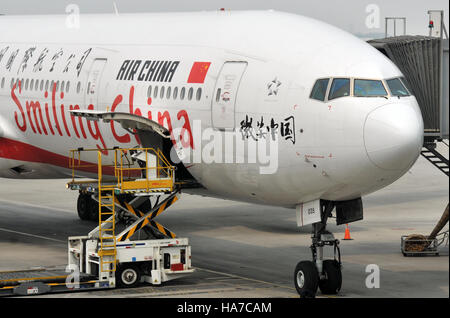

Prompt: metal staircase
xmin=421 ymin=142 xmax=449 ymax=176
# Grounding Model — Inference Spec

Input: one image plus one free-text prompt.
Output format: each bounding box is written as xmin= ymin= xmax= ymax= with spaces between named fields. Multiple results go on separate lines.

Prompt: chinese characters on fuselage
xmin=240 ymin=115 xmax=296 ymax=144
xmin=1 ymin=45 xmax=92 ymax=76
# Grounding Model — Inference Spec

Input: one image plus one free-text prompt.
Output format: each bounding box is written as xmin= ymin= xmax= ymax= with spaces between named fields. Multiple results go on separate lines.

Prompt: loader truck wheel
xmin=294 ymin=261 xmax=319 ymax=298
xmin=116 ymin=264 xmax=141 ymax=288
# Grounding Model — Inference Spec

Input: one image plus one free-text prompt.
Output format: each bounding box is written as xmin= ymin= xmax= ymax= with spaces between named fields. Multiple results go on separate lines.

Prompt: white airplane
xmin=0 ymin=10 xmax=423 ymax=297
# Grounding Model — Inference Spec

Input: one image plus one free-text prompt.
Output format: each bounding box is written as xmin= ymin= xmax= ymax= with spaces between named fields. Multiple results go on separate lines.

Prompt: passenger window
xmin=147 ymin=86 xmax=152 ymax=98
xmin=310 ymin=78 xmax=329 ymax=101
xmin=66 ymin=81 xmax=70 ymax=93
xmin=216 ymin=88 xmax=221 ymax=102
xmin=196 ymin=87 xmax=202 ymax=101
xmin=166 ymin=86 xmax=171 ymax=99
xmin=329 ymin=78 xmax=350 ymax=100
xmin=1 ymin=77 xmax=4 ymax=89
xmin=153 ymin=86 xmax=159 ymax=99
xmin=180 ymin=87 xmax=186 ymax=100
xmin=188 ymin=87 xmax=193 ymax=100
xmin=173 ymin=87 xmax=178 ymax=99
xmin=354 ymin=79 xmax=387 ymax=97
xmin=386 ymin=78 xmax=410 ymax=97
xmin=160 ymin=86 xmax=165 ymax=99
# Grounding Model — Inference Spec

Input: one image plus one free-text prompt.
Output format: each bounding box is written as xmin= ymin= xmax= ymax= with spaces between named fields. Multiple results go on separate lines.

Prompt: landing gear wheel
xmin=294 ymin=261 xmax=319 ymax=298
xmin=88 ymin=199 xmax=99 ymax=222
xmin=77 ymin=193 xmax=91 ymax=221
xmin=319 ymin=259 xmax=342 ymax=295
xmin=116 ymin=264 xmax=141 ymax=288
xmin=77 ymin=193 xmax=99 ymax=221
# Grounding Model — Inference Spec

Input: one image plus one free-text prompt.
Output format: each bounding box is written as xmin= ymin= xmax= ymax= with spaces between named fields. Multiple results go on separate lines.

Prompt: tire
xmin=87 ymin=196 xmax=99 ymax=222
xmin=77 ymin=194 xmax=91 ymax=221
xmin=116 ymin=264 xmax=141 ymax=288
xmin=319 ymin=260 xmax=342 ymax=295
xmin=294 ymin=261 xmax=319 ymax=298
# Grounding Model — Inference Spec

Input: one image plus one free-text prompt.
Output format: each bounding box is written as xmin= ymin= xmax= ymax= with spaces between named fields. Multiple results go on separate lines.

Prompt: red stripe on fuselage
xmin=0 ymin=137 xmax=113 ymax=175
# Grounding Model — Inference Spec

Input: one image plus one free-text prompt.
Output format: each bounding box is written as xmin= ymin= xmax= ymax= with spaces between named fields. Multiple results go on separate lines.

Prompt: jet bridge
xmin=368 ymin=36 xmax=449 ymax=140
xmin=368 ymin=19 xmax=449 ymax=177
xmin=368 ymin=14 xmax=449 ymax=256
xmin=368 ymin=9 xmax=448 ymax=142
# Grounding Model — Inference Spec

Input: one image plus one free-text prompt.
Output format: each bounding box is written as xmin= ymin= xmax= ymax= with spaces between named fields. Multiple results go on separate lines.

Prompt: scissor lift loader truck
xmin=0 ymin=147 xmax=194 ymax=296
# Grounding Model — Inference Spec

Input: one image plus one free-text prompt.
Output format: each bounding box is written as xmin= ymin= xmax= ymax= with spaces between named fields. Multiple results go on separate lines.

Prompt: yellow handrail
xmin=68 ymin=147 xmax=175 ymax=193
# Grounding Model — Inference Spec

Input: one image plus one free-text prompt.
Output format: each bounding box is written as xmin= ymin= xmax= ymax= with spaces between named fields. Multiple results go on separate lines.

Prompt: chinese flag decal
xmin=187 ymin=62 xmax=211 ymax=83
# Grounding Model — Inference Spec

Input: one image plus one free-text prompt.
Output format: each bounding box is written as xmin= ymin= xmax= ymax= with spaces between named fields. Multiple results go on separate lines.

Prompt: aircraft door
xmin=84 ymin=58 xmax=107 ymax=109
xmin=211 ymin=61 xmax=247 ymax=129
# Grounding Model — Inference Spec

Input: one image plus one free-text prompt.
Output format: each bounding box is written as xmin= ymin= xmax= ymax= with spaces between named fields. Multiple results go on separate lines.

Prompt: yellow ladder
xmin=97 ymin=151 xmax=117 ymax=273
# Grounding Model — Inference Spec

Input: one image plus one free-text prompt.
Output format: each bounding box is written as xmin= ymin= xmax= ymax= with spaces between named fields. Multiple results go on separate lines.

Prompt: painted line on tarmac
xmin=0 ymin=198 xmax=75 ymax=215
xmin=194 ymin=267 xmax=337 ymax=298
xmin=0 ymin=227 xmax=66 ymax=243
xmin=195 ymin=267 xmax=297 ymax=291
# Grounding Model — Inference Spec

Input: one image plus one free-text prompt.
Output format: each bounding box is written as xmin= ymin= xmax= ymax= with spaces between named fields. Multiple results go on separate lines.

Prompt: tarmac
xmin=0 ymin=144 xmax=448 ymax=298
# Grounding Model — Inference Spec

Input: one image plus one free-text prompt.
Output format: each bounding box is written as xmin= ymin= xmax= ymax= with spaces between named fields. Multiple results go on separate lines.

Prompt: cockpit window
xmin=400 ymin=77 xmax=412 ymax=93
xmin=354 ymin=79 xmax=387 ymax=97
xmin=386 ymin=78 xmax=410 ymax=97
xmin=310 ymin=78 xmax=329 ymax=101
xmin=329 ymin=78 xmax=350 ymax=100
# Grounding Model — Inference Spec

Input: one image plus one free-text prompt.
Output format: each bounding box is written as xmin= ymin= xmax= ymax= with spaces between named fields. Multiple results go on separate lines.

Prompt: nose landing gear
xmin=294 ymin=202 xmax=343 ymax=298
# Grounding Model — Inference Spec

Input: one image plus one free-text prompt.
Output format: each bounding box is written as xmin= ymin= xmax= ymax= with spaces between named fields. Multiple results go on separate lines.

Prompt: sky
xmin=0 ymin=0 xmax=449 ymax=38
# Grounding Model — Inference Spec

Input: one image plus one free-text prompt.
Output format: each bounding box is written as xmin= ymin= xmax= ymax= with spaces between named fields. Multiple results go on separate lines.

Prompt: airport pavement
xmin=0 ymin=150 xmax=448 ymax=298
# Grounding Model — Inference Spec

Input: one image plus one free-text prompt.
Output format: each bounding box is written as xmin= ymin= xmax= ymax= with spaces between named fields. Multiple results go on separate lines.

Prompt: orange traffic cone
xmin=343 ymin=224 xmax=353 ymax=240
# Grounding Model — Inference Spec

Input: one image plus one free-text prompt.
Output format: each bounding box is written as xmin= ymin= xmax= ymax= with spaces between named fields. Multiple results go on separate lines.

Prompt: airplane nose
xmin=364 ymin=102 xmax=423 ymax=171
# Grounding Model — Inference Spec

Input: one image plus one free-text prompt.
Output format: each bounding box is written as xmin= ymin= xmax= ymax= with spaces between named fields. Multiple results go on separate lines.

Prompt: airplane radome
xmin=0 ymin=10 xmax=424 ymax=297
